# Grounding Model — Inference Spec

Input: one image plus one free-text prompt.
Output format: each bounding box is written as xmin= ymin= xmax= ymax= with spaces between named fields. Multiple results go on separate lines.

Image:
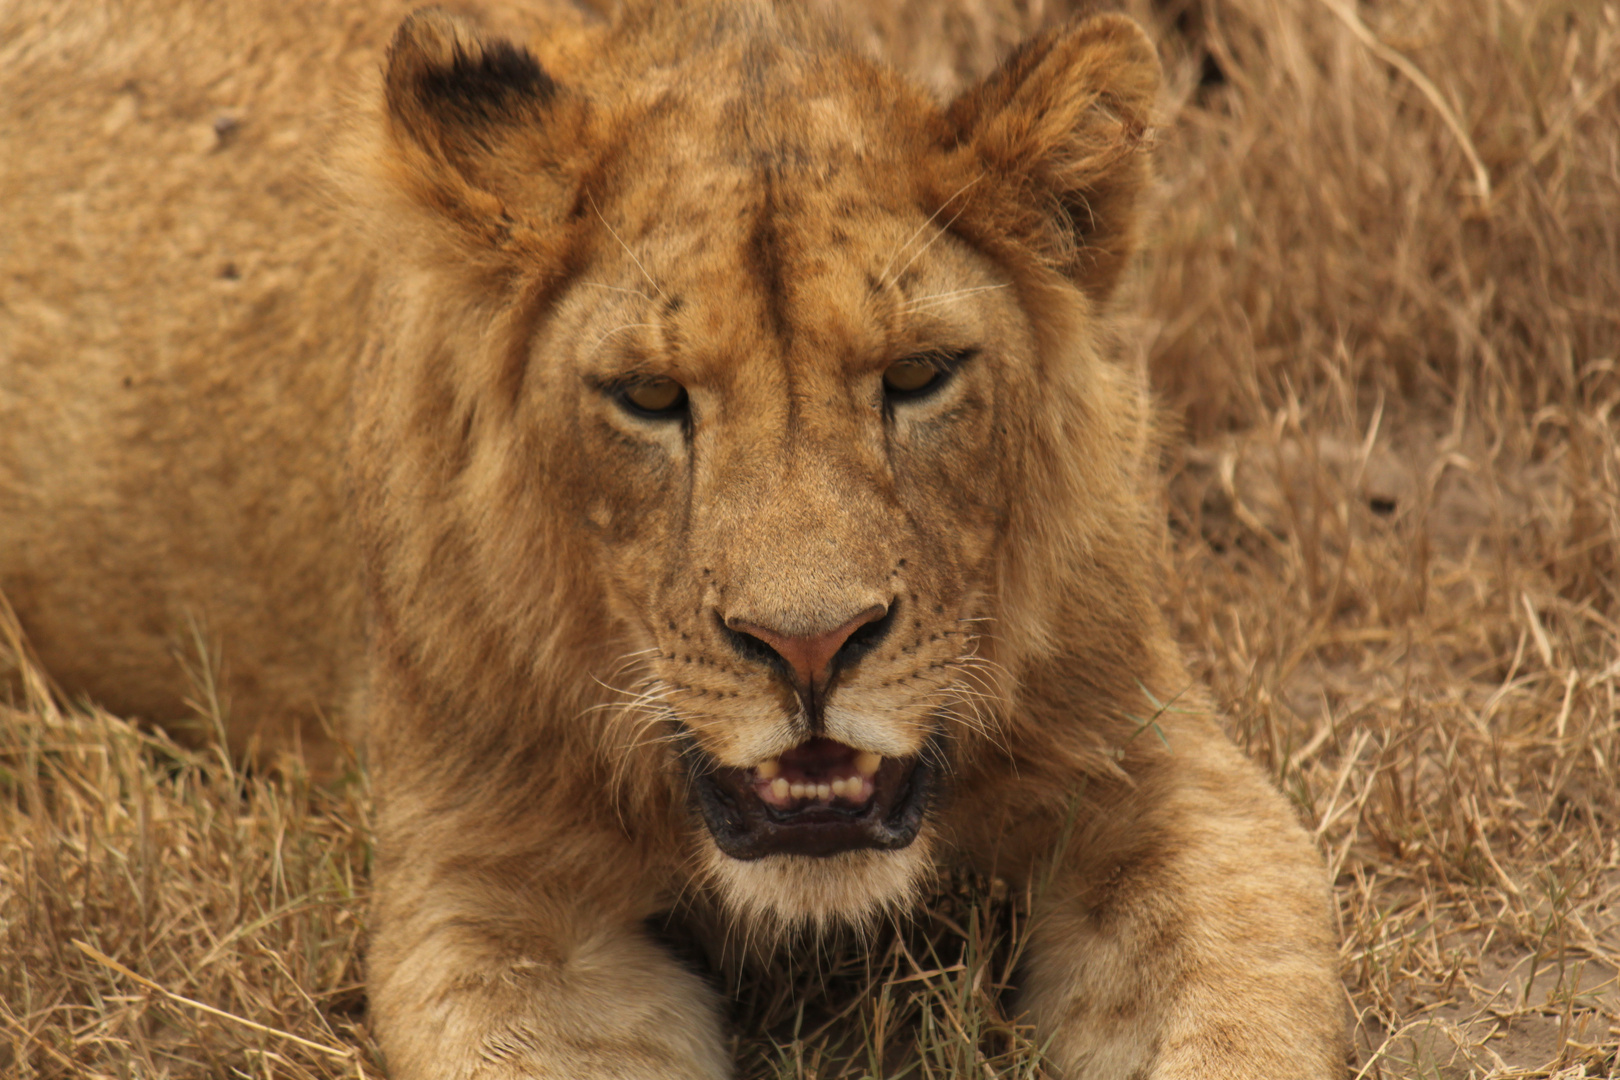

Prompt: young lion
xmin=0 ymin=0 xmax=1346 ymax=1075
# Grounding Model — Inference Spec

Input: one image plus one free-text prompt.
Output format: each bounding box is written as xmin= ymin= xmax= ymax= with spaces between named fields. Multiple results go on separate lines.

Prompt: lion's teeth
xmin=762 ymin=760 xmax=883 ymax=806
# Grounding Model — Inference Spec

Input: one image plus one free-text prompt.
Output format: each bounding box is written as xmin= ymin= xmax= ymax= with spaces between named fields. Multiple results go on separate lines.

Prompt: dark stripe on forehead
xmin=747 ymin=170 xmax=793 ymax=348
xmin=746 ymin=169 xmax=798 ymax=428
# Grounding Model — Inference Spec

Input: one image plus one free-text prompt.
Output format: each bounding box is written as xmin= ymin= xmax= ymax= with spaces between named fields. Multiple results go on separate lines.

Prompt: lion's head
xmin=351 ymin=1 xmax=1163 ymax=936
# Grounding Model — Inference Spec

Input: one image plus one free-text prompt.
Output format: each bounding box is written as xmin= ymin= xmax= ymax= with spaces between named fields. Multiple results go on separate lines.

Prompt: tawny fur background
xmin=1 ymin=0 xmax=1617 ymax=1076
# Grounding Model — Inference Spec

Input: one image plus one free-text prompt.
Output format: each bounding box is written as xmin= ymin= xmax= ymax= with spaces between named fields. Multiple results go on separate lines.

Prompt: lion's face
xmin=363 ymin=6 xmax=1159 ymax=932
xmin=527 ymin=94 xmax=1043 ymax=926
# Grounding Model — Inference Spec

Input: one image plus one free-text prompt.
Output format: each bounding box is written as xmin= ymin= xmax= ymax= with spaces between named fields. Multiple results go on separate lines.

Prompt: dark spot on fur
xmin=212 ymin=114 xmax=241 ymax=147
xmin=1108 ymin=994 xmax=1144 ymax=1025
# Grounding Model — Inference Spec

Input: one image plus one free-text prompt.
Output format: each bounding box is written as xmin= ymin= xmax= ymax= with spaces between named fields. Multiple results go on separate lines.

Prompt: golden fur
xmin=0 ymin=0 xmax=1346 ymax=1076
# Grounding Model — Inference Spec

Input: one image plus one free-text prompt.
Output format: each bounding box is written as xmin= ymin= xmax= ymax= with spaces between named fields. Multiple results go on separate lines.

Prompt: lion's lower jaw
xmin=698 ymin=832 xmax=935 ymax=943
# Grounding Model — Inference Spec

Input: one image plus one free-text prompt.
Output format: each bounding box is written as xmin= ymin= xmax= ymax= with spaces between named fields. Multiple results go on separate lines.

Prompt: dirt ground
xmin=3 ymin=0 xmax=1618 ymax=1075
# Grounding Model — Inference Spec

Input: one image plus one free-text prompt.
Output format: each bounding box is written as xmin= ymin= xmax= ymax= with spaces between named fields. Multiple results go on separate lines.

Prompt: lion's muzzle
xmin=688 ymin=736 xmax=934 ymax=859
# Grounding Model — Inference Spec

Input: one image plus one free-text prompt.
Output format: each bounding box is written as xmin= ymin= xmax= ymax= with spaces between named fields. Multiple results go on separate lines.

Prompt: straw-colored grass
xmin=4 ymin=0 xmax=1618 ymax=1075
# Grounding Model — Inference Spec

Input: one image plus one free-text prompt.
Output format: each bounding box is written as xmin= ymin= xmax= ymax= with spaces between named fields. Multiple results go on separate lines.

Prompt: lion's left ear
xmin=948 ymin=15 xmax=1160 ymax=302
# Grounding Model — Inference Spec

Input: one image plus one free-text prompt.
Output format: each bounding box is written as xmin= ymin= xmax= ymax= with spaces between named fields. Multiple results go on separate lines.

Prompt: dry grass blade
xmin=1313 ymin=0 xmax=1492 ymax=200
xmin=69 ymin=940 xmax=356 ymax=1062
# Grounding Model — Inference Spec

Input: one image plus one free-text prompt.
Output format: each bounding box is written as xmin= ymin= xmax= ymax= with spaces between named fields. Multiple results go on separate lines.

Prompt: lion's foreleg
xmin=367 ymin=809 xmax=729 ymax=1080
xmin=1017 ymin=744 xmax=1346 ymax=1079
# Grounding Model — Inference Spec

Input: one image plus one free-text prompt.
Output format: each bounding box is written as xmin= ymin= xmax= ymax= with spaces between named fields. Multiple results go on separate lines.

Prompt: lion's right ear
xmin=377 ymin=8 xmax=586 ymax=258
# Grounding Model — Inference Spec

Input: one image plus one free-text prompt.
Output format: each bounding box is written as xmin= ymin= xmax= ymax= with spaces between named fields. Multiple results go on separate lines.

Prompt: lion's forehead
xmin=587 ymin=163 xmax=1006 ymax=386
xmin=602 ymin=12 xmax=922 ymax=164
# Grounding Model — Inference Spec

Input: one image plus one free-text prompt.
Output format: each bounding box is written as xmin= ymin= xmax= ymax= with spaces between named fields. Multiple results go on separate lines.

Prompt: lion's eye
xmin=619 ymin=377 xmax=688 ymax=418
xmin=882 ymin=359 xmax=941 ymax=397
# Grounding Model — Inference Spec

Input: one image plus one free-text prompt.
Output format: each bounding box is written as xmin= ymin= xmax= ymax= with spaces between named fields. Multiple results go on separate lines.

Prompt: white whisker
xmin=888 ymin=196 xmax=974 ymax=287
xmin=877 ymin=174 xmax=983 ymax=289
xmin=590 ymin=194 xmax=672 ymax=306
xmin=585 ymin=321 xmax=660 ymax=360
xmin=579 ymin=280 xmax=657 ymax=304
xmin=899 ymin=283 xmax=1010 ymax=313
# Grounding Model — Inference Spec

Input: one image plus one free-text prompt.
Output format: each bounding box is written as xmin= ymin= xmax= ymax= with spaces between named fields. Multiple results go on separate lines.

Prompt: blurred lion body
xmin=0 ymin=0 xmax=1345 ymax=1077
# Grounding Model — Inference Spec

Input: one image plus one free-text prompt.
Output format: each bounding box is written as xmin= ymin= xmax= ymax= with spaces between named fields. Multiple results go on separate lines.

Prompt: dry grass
xmin=4 ymin=0 xmax=1619 ymax=1075
xmin=0 ymin=610 xmax=378 ymax=1079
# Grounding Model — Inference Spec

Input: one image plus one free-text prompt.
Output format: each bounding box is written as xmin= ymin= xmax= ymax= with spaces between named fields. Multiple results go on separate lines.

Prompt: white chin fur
xmin=700 ymin=832 xmax=934 ymax=942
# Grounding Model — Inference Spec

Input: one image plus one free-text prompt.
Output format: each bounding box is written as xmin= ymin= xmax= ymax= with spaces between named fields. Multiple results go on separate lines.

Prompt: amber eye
xmin=619 ymin=377 xmax=688 ymax=418
xmin=882 ymin=359 xmax=942 ymax=397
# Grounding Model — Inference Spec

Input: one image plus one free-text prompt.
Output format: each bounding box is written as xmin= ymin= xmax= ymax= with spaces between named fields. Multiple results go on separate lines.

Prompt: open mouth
xmin=687 ymin=737 xmax=935 ymax=860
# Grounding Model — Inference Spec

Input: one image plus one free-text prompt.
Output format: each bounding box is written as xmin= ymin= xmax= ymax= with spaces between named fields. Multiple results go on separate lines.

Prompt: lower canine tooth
xmin=770 ymin=778 xmax=789 ymax=800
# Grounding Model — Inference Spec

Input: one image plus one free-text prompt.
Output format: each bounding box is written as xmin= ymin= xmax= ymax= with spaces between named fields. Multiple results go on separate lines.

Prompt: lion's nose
xmin=722 ymin=603 xmax=891 ymax=689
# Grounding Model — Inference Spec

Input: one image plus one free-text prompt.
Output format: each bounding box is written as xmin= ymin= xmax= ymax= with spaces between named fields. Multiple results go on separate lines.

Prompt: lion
xmin=0 ymin=0 xmax=1347 ymax=1076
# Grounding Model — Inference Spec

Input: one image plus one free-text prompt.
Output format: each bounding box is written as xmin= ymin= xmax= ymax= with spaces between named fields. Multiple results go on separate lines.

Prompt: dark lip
xmin=684 ymin=736 xmax=938 ymax=860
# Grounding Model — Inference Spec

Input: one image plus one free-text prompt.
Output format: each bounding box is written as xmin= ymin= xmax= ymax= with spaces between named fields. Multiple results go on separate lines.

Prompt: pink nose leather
xmin=727 ymin=606 xmax=887 ymax=688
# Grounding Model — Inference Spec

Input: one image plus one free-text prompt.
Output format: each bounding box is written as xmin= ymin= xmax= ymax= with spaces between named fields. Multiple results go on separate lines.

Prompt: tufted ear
xmin=948 ymin=15 xmax=1160 ymax=302
xmin=378 ymin=8 xmax=588 ymax=258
